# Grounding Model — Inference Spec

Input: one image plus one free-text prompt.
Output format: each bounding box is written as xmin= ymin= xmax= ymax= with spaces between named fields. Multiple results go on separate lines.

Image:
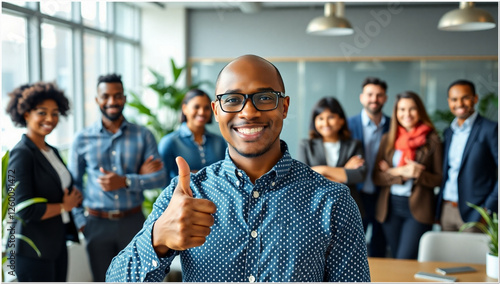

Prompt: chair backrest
xmin=418 ymin=231 xmax=489 ymax=264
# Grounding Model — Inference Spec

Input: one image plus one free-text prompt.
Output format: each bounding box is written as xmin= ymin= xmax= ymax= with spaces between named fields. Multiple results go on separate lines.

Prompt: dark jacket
xmin=7 ymin=134 xmax=79 ymax=260
xmin=436 ymin=115 xmax=498 ymax=222
xmin=347 ymin=113 xmax=390 ymax=192
xmin=373 ymin=131 xmax=443 ymax=225
xmin=297 ymin=138 xmax=366 ymax=217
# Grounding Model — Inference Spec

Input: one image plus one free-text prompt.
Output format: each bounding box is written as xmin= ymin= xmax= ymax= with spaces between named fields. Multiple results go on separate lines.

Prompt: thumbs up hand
xmin=152 ymin=157 xmax=217 ymax=257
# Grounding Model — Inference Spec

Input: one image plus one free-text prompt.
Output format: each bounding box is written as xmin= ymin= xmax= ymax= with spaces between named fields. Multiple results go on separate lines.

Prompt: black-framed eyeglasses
xmin=216 ymin=91 xmax=285 ymax=113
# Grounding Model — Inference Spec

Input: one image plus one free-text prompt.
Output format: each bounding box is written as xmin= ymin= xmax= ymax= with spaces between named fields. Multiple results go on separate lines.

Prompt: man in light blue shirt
xmin=106 ymin=55 xmax=370 ymax=282
xmin=436 ymin=79 xmax=498 ymax=231
xmin=348 ymin=77 xmax=390 ymax=257
xmin=69 ymin=74 xmax=167 ymax=281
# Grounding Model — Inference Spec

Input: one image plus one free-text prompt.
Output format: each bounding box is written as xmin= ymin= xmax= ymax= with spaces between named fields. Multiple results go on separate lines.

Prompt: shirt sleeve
xmin=68 ymin=132 xmax=87 ymax=229
xmin=324 ymin=184 xmax=371 ymax=282
xmin=106 ymin=179 xmax=178 ymax=282
xmin=126 ymin=129 xmax=168 ymax=192
xmin=344 ymin=140 xmax=367 ymax=184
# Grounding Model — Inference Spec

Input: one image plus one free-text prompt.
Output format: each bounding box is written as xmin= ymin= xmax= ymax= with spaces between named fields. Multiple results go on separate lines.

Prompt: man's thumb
xmin=100 ymin=167 xmax=110 ymax=174
xmin=175 ymin=156 xmax=193 ymax=197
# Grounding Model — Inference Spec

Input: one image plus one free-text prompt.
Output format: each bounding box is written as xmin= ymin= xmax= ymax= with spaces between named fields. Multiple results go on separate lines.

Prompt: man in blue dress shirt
xmin=436 ymin=79 xmax=497 ymax=231
xmin=106 ymin=55 xmax=370 ymax=282
xmin=69 ymin=74 xmax=167 ymax=281
xmin=347 ymin=77 xmax=390 ymax=257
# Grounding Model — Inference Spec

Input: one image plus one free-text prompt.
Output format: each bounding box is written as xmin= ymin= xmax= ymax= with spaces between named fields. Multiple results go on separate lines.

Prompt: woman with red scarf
xmin=373 ymin=91 xmax=442 ymax=259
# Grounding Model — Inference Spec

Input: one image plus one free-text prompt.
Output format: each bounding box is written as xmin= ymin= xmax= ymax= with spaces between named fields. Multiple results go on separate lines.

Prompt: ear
xmin=211 ymin=101 xmax=219 ymax=122
xmin=282 ymin=96 xmax=290 ymax=119
xmin=23 ymin=111 xmax=29 ymax=121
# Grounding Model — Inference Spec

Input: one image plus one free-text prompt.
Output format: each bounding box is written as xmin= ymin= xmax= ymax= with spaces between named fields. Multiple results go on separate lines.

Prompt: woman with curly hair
xmin=5 ymin=82 xmax=82 ymax=281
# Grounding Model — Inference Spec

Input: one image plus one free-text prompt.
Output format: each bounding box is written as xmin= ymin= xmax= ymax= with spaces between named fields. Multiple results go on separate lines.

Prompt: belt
xmin=87 ymin=206 xmax=142 ymax=220
xmin=443 ymin=200 xmax=459 ymax=207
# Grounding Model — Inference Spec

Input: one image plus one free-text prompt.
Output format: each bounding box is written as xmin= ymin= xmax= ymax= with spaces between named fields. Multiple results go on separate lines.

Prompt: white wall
xmin=141 ymin=5 xmax=187 ymax=85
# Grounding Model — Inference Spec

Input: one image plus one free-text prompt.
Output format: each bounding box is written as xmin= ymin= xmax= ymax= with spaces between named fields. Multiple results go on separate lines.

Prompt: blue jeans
xmin=382 ymin=195 xmax=432 ymax=259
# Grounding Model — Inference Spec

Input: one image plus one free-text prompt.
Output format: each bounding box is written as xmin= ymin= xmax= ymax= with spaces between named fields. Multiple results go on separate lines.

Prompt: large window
xmin=1 ymin=2 xmax=141 ymax=153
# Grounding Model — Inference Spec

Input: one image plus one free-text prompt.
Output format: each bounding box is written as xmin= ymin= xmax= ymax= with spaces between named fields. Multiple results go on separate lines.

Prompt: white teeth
xmin=237 ymin=127 xmax=263 ymax=135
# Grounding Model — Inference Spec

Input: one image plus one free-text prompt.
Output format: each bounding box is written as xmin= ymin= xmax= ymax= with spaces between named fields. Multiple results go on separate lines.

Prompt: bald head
xmin=215 ymin=55 xmax=285 ymax=95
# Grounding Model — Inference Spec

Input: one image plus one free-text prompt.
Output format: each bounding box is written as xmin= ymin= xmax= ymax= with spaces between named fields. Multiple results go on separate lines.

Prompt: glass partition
xmin=190 ymin=57 xmax=498 ymax=158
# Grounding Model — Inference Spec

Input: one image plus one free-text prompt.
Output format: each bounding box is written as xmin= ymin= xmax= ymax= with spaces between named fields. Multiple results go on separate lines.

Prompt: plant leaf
xmin=14 ymin=234 xmax=41 ymax=257
xmin=15 ymin=197 xmax=48 ymax=213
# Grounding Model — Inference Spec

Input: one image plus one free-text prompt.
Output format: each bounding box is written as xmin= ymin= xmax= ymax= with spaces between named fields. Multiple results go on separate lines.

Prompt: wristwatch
xmin=125 ymin=177 xmax=131 ymax=188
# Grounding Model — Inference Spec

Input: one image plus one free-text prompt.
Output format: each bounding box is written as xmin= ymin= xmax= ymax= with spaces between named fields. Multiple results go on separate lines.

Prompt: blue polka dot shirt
xmin=106 ymin=141 xmax=370 ymax=282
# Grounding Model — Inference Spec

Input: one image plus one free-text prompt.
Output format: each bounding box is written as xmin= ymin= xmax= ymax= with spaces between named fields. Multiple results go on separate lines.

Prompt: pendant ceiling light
xmin=438 ymin=2 xmax=496 ymax=31
xmin=307 ymin=2 xmax=354 ymax=36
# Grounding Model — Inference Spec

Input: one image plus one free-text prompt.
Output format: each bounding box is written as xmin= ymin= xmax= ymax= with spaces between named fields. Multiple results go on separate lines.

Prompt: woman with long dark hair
xmin=158 ymin=89 xmax=227 ymax=184
xmin=298 ymin=96 xmax=366 ymax=216
xmin=373 ymin=91 xmax=442 ymax=259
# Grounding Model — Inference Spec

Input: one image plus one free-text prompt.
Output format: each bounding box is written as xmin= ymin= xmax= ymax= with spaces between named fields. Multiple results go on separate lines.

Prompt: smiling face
xmin=314 ymin=109 xmax=344 ymax=141
xmin=183 ymin=95 xmax=212 ymax=129
xmin=360 ymin=84 xmax=387 ymax=116
xmin=212 ymin=55 xmax=289 ymax=160
xmin=396 ymin=98 xmax=420 ymax=131
xmin=96 ymin=82 xmax=125 ymax=122
xmin=448 ymin=84 xmax=478 ymax=126
xmin=24 ymin=99 xmax=60 ymax=139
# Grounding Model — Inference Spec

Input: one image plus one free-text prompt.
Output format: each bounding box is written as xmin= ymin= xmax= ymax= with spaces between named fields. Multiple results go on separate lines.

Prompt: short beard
xmin=100 ymin=106 xmax=123 ymax=121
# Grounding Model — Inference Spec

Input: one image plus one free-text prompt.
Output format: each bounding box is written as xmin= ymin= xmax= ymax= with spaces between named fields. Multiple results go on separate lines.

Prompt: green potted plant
xmin=126 ymin=59 xmax=211 ymax=217
xmin=460 ymin=202 xmax=498 ymax=279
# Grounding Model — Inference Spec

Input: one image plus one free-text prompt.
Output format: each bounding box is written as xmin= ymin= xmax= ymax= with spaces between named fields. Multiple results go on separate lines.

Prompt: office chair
xmin=417 ymin=231 xmax=489 ymax=264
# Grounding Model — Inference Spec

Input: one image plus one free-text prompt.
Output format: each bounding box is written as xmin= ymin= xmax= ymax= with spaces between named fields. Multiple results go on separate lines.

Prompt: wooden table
xmin=368 ymin=257 xmax=497 ymax=282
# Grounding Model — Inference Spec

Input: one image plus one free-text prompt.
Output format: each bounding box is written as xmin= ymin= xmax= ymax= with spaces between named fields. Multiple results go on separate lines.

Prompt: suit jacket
xmin=297 ymin=138 xmax=367 ymax=217
xmin=436 ymin=115 xmax=498 ymax=222
xmin=7 ymin=134 xmax=79 ymax=260
xmin=373 ymin=131 xmax=443 ymax=225
xmin=347 ymin=113 xmax=390 ymax=192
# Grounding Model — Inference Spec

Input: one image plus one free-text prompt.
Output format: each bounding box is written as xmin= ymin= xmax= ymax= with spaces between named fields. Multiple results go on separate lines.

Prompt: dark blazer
xmin=7 ymin=134 xmax=79 ymax=260
xmin=347 ymin=113 xmax=390 ymax=192
xmin=373 ymin=131 xmax=443 ymax=225
xmin=436 ymin=115 xmax=498 ymax=222
xmin=297 ymin=138 xmax=367 ymax=217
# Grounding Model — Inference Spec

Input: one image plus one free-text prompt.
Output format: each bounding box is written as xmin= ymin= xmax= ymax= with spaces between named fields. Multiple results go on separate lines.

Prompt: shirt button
xmin=249 ymin=275 xmax=255 ymax=282
xmin=236 ymin=181 xmax=240 ymax=186
xmin=111 ymin=151 xmax=116 ymax=156
xmin=271 ymin=182 xmax=276 ymax=187
xmin=112 ymin=166 xmax=117 ymax=171
xmin=114 ymin=194 xmax=119 ymax=200
xmin=251 ymin=230 xmax=257 ymax=238
xmin=238 ymin=171 xmax=243 ymax=177
xmin=152 ymin=260 xmax=157 ymax=267
xmin=253 ymin=191 xmax=259 ymax=198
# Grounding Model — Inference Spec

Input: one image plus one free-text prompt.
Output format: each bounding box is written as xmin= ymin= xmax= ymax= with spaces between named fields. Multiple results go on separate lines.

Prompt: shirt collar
xmin=361 ymin=109 xmax=386 ymax=128
xmin=96 ymin=117 xmax=129 ymax=133
xmin=451 ymin=111 xmax=478 ymax=132
xmin=179 ymin=122 xmax=193 ymax=137
xmin=222 ymin=140 xmax=292 ymax=187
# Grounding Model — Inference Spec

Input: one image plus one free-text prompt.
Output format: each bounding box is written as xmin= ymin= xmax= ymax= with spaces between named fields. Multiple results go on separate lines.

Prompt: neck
xmin=188 ymin=124 xmax=205 ymax=145
xmin=26 ymin=131 xmax=47 ymax=150
xmin=228 ymin=140 xmax=282 ymax=184
xmin=322 ymin=134 xmax=339 ymax=143
xmin=102 ymin=116 xmax=124 ymax=133
xmin=366 ymin=110 xmax=383 ymax=126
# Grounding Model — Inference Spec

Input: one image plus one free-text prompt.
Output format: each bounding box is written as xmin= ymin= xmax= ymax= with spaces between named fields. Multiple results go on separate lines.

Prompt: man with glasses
xmin=106 ymin=55 xmax=370 ymax=282
xmin=69 ymin=73 xmax=167 ymax=282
